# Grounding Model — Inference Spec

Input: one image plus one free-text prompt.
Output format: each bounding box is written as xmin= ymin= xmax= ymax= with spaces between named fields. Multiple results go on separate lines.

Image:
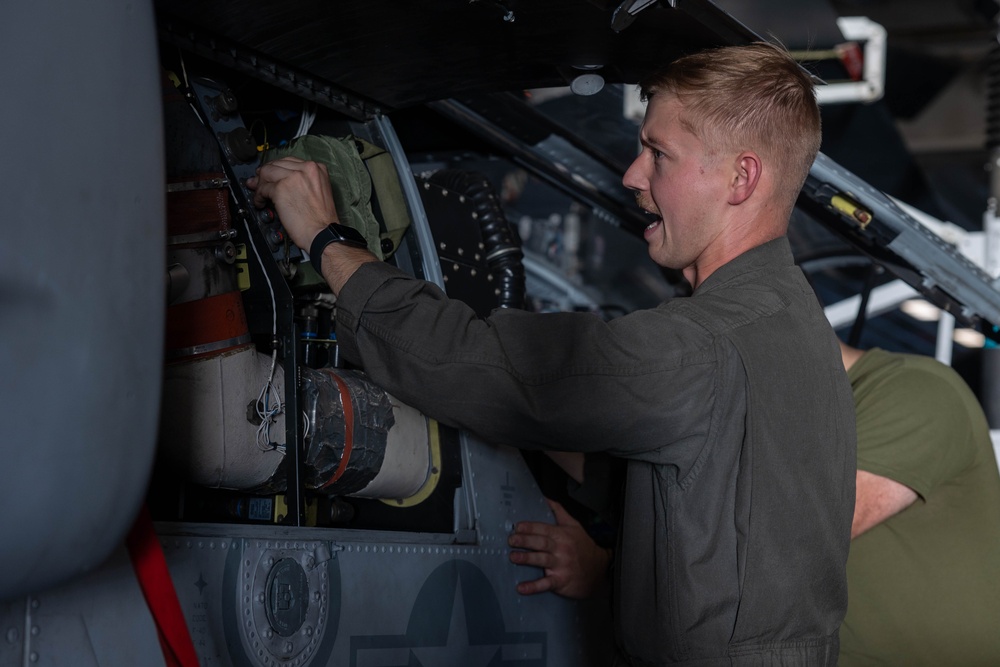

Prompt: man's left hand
xmin=508 ymin=499 xmax=611 ymax=600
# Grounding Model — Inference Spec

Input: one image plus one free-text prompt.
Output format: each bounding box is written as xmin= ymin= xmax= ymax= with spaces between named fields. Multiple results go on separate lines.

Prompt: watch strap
xmin=309 ymin=223 xmax=368 ymax=274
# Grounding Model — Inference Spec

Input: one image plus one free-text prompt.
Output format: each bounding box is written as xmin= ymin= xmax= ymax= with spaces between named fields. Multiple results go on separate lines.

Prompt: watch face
xmin=334 ymin=223 xmax=367 ymax=245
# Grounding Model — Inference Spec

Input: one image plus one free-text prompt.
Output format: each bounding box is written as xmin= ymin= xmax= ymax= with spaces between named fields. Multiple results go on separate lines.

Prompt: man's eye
xmin=651 ymin=148 xmax=664 ymax=159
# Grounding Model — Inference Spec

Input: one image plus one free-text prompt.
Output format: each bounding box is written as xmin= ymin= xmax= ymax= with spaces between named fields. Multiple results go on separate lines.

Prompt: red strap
xmin=321 ymin=372 xmax=355 ymax=489
xmin=126 ymin=505 xmax=200 ymax=667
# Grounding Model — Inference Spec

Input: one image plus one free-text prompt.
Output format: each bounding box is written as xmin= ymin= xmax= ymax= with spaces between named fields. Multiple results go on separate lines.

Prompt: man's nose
xmin=622 ymin=156 xmax=646 ymax=191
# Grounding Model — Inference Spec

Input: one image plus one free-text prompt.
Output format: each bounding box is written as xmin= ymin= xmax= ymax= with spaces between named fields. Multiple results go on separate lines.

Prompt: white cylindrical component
xmin=160 ymin=346 xmax=285 ymax=489
xmin=935 ymin=312 xmax=956 ymax=366
xmin=300 ymin=367 xmax=432 ymax=498
xmin=163 ymin=356 xmax=431 ymax=498
xmin=349 ymin=396 xmax=431 ymax=499
xmin=984 ymin=203 xmax=1000 ymax=279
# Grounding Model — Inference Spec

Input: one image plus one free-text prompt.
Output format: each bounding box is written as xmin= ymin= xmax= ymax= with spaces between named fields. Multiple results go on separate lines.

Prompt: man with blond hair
xmin=248 ymin=42 xmax=856 ymax=666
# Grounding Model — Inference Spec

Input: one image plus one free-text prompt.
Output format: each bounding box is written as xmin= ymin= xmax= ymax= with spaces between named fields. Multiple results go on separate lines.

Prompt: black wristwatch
xmin=309 ymin=223 xmax=368 ymax=274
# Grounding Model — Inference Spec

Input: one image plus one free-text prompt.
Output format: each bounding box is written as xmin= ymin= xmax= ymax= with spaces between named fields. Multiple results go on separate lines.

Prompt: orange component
xmin=166 ymin=174 xmax=231 ymax=237
xmin=320 ymin=371 xmax=355 ymax=489
xmin=165 ymin=291 xmax=250 ymax=360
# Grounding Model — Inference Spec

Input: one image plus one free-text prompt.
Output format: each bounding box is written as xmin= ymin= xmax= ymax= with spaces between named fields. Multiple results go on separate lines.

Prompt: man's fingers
xmin=257 ymin=157 xmax=327 ymax=178
xmin=245 ymin=161 xmax=293 ymax=207
xmin=246 ymin=176 xmax=271 ymax=208
xmin=241 ymin=158 xmax=339 ymax=250
xmin=516 ymin=576 xmax=554 ymax=596
xmin=508 ymin=547 xmax=554 ymax=569
xmin=264 ymin=156 xmax=307 ymax=168
xmin=512 ymin=520 xmax=558 ymax=537
xmin=508 ymin=531 xmax=551 ymax=553
xmin=253 ymin=156 xmax=309 ymax=174
xmin=246 ymin=159 xmax=328 ymax=206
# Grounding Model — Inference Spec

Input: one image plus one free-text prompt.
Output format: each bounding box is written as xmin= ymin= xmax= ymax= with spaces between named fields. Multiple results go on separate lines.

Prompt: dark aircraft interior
xmin=149 ymin=0 xmax=756 ymax=530
xmin=149 ymin=0 xmax=1000 ymax=529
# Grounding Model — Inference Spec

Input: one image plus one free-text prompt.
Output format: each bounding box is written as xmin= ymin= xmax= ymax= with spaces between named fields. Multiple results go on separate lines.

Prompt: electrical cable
xmin=178 ymin=53 xmax=287 ymax=454
xmin=241 ymin=211 xmax=284 ymax=451
xmin=293 ymin=101 xmax=316 ymax=139
xmin=254 ymin=350 xmax=284 ymax=452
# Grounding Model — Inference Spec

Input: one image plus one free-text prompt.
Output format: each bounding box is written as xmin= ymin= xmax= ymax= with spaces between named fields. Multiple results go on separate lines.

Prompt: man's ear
xmin=728 ymin=152 xmax=761 ymax=205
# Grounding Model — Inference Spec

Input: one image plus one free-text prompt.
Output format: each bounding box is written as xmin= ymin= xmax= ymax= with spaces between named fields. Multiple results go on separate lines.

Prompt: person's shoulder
xmin=853 ymin=348 xmax=964 ymax=392
xmin=851 ymin=348 xmax=981 ymax=424
xmin=852 ymin=348 xmax=993 ymax=488
xmin=618 ymin=299 xmax=723 ymax=349
xmin=674 ymin=279 xmax=792 ymax=333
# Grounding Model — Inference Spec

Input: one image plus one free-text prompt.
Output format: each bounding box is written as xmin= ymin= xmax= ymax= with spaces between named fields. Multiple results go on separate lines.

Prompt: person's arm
xmin=508 ymin=499 xmax=611 ymax=600
xmin=545 ymin=451 xmax=586 ymax=484
xmin=250 ymin=160 xmax=715 ymax=461
xmin=246 ymin=157 xmax=378 ymax=294
xmin=852 ymin=469 xmax=918 ymax=538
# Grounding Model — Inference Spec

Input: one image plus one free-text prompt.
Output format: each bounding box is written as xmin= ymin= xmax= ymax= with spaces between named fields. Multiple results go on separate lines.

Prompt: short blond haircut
xmin=640 ymin=42 xmax=821 ymax=215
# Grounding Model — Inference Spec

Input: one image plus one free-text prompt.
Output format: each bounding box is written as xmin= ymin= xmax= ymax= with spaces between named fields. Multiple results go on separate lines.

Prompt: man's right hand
xmin=246 ymin=157 xmax=377 ymax=293
xmin=246 ymin=157 xmax=337 ymax=253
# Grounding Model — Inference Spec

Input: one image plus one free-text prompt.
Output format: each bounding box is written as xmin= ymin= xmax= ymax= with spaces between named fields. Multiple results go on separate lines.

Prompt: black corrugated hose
xmin=425 ymin=169 xmax=527 ymax=310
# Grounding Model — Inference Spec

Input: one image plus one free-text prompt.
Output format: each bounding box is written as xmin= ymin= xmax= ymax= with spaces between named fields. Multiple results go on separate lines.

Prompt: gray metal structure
xmin=803 ymin=152 xmax=1000 ymax=332
xmin=1 ymin=0 xmax=164 ymax=599
xmin=154 ymin=434 xmax=595 ymax=667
